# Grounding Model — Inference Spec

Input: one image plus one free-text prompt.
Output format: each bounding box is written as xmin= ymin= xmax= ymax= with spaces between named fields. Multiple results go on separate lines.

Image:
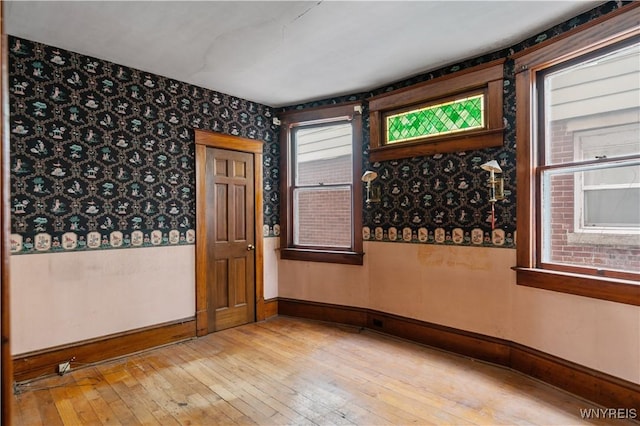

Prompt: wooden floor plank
xmin=55 ymin=374 xmax=102 ymax=426
xmin=210 ymin=331 xmax=389 ymax=424
xmin=93 ymin=363 xmax=146 ymax=425
xmin=189 ymin=326 xmax=423 ymax=425
xmin=34 ymin=388 xmax=64 ymax=426
xmin=144 ymin=352 xmax=243 ymax=425
xmin=122 ymin=356 xmax=198 ymax=425
xmin=164 ymin=348 xmax=254 ymax=424
xmin=51 ymin=396 xmax=83 ymax=426
xmin=12 ymin=316 xmax=637 ymax=426
xmin=177 ymin=337 xmax=324 ymax=425
xmin=175 ymin=348 xmax=282 ymax=424
xmin=13 ymin=387 xmax=45 ymax=426
xmin=229 ymin=322 xmax=446 ymax=424
xmin=71 ymin=367 xmax=123 ymax=425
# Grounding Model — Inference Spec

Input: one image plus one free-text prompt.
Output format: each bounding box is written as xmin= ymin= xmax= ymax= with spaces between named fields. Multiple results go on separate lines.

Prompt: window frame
xmin=278 ymin=102 xmax=364 ymax=265
xmin=513 ymin=3 xmax=640 ymax=306
xmin=368 ymin=59 xmax=505 ymax=162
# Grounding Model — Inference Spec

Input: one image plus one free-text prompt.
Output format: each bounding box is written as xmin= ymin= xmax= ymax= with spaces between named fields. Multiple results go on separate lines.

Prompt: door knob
xmin=247 ymin=244 xmax=255 ymax=251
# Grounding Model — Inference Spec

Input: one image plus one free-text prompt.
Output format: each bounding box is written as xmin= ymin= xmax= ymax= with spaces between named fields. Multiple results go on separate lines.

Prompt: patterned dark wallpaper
xmin=8 ymin=37 xmax=279 ymax=254
xmin=280 ymin=1 xmax=624 ymax=249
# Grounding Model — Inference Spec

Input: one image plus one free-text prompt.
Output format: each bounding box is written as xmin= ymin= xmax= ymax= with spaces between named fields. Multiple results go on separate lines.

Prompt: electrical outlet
xmin=58 ymin=361 xmax=71 ymax=376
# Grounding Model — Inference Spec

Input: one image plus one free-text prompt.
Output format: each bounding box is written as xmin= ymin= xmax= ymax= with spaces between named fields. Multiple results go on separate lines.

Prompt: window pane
xmin=295 ymin=123 xmax=352 ymax=186
xmin=543 ymin=42 xmax=640 ymax=165
xmin=541 ymin=167 xmax=640 ymax=275
xmin=293 ymin=187 xmax=352 ymax=248
xmin=585 ymin=188 xmax=640 ymax=227
xmin=386 ymin=94 xmax=484 ymax=144
xmin=583 ymin=162 xmax=639 ymax=186
xmin=582 ymin=163 xmax=640 ymax=227
xmin=579 ymin=124 xmax=640 ymax=162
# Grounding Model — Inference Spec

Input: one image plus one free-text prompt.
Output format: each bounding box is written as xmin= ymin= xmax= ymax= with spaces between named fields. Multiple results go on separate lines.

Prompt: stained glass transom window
xmin=386 ymin=94 xmax=485 ymax=144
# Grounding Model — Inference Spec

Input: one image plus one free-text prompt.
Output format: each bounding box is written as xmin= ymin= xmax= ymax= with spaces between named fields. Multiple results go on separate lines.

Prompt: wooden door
xmin=205 ymin=148 xmax=255 ymax=332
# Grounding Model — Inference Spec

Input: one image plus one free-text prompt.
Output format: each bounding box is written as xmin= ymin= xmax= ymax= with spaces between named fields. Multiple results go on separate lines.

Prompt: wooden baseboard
xmin=278 ymin=297 xmax=367 ymax=327
xmin=263 ymin=298 xmax=279 ymax=319
xmin=13 ymin=317 xmax=196 ymax=382
xmin=510 ymin=343 xmax=640 ymax=412
xmin=277 ymin=298 xmax=640 ymax=411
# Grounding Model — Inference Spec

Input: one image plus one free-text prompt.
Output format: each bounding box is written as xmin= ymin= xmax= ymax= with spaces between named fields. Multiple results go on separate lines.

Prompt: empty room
xmin=0 ymin=1 xmax=638 ymax=425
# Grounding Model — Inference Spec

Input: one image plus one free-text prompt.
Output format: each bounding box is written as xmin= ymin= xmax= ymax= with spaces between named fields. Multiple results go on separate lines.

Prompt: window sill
xmin=514 ymin=267 xmax=640 ymax=306
xmin=566 ymin=232 xmax=640 ymax=247
xmin=280 ymin=248 xmax=364 ymax=265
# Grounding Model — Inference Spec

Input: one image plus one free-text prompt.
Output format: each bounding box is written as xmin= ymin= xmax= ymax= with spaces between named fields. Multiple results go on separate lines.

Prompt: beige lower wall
xmin=278 ymin=241 xmax=640 ymax=384
xmin=10 ymin=245 xmax=196 ymax=355
xmin=512 ymin=285 xmax=640 ymax=383
xmin=368 ymin=242 xmax=514 ymax=339
xmin=278 ymin=248 xmax=370 ymax=308
xmin=263 ymin=237 xmax=279 ymax=300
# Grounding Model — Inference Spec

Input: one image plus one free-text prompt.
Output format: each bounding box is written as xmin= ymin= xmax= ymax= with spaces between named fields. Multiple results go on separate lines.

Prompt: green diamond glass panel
xmin=386 ymin=94 xmax=485 ymax=144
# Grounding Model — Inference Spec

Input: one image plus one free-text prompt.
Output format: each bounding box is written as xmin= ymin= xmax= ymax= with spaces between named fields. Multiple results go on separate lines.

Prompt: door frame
xmin=194 ymin=129 xmax=265 ymax=336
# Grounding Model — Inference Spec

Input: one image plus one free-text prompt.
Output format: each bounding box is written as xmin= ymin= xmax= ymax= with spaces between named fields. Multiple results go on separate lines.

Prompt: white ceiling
xmin=5 ymin=1 xmax=603 ymax=107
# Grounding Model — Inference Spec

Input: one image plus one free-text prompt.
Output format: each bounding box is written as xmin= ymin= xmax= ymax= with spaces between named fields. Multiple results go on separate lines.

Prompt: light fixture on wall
xmin=361 ymin=170 xmax=381 ymax=205
xmin=480 ymin=160 xmax=504 ymax=229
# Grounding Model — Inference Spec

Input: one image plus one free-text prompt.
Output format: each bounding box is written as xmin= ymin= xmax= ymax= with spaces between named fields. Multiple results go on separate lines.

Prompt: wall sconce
xmin=361 ymin=170 xmax=381 ymax=205
xmin=480 ymin=160 xmax=504 ymax=229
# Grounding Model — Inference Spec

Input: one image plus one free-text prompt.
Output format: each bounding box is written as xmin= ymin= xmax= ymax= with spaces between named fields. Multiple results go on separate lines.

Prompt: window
xmin=538 ymin=42 xmax=640 ymax=279
xmin=514 ymin=6 xmax=640 ymax=305
xmin=368 ymin=59 xmax=505 ymax=162
xmin=293 ymin=123 xmax=352 ymax=248
xmin=278 ymin=102 xmax=363 ymax=265
xmin=385 ymin=93 xmax=485 ymax=144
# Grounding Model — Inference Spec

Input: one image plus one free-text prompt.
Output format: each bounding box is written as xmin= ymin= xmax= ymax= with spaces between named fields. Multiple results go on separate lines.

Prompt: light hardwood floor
xmin=11 ymin=317 xmax=637 ymax=425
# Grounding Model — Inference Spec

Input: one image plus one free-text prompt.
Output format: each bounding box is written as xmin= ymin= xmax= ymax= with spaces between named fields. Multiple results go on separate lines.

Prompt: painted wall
xmin=11 ymin=246 xmax=195 ymax=354
xmin=278 ymin=243 xmax=513 ymax=337
xmin=512 ymin=285 xmax=640 ymax=384
xmin=263 ymin=237 xmax=279 ymax=300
